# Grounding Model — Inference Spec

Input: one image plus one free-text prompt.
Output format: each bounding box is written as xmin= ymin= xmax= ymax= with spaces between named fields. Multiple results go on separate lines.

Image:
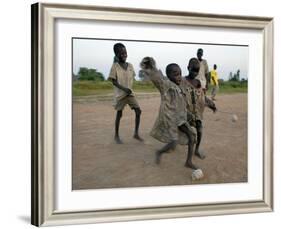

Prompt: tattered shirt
xmin=146 ymin=70 xmax=194 ymax=145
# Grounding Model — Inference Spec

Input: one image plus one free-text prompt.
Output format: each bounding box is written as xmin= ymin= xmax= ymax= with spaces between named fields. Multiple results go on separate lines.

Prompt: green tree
xmin=78 ymin=67 xmax=105 ymax=81
xmin=236 ymin=69 xmax=240 ymax=81
xmin=229 ymin=72 xmax=233 ymax=81
xmin=229 ymin=69 xmax=241 ymax=82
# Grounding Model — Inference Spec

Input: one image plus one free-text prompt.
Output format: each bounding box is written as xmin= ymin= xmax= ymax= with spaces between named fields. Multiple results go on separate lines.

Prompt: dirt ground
xmin=72 ymin=93 xmax=247 ymax=190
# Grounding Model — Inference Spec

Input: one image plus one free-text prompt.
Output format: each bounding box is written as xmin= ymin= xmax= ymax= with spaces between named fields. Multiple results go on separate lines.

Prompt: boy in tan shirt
xmin=108 ymin=43 xmax=143 ymax=144
xmin=196 ymin=48 xmax=210 ymax=93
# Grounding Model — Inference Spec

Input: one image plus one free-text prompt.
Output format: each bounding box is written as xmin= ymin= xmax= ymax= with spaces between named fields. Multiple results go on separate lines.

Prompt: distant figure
xmin=210 ymin=64 xmax=219 ymax=101
xmin=140 ymin=57 xmax=198 ymax=170
xmin=108 ymin=43 xmax=143 ymax=144
xmin=196 ymin=48 xmax=209 ymax=93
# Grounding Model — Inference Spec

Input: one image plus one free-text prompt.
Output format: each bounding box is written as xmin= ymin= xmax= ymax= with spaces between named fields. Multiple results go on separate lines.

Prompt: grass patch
xmin=73 ymin=80 xmax=157 ymax=96
xmin=73 ymin=80 xmax=247 ymax=96
xmin=213 ymin=81 xmax=248 ymax=94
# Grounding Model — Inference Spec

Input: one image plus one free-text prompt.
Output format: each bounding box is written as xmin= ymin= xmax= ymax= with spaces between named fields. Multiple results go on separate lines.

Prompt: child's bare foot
xmin=133 ymin=134 xmax=144 ymax=142
xmin=155 ymin=151 xmax=161 ymax=164
xmin=195 ymin=150 xmax=206 ymax=159
xmin=114 ymin=136 xmax=123 ymax=144
xmin=185 ymin=161 xmax=198 ymax=170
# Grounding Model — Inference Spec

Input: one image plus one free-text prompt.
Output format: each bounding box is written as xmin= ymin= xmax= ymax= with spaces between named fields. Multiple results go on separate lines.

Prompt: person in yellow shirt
xmin=210 ymin=64 xmax=219 ymax=101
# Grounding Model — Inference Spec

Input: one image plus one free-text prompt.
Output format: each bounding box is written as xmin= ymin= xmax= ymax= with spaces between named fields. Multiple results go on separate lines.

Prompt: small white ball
xmin=232 ymin=114 xmax=238 ymax=122
xmin=191 ymin=169 xmax=204 ymax=181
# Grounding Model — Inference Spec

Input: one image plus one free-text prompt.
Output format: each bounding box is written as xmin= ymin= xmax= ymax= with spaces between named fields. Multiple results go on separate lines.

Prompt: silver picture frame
xmin=31 ymin=2 xmax=274 ymax=227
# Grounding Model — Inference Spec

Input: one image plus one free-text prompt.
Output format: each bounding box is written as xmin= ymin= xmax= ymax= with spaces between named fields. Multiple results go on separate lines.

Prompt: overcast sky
xmin=73 ymin=38 xmax=249 ymax=81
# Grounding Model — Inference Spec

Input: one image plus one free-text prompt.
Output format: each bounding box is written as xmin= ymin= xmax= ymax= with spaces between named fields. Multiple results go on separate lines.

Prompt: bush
xmin=73 ymin=80 xmax=113 ymax=90
xmin=133 ymin=81 xmax=156 ymax=90
xmin=219 ymin=80 xmax=247 ymax=88
xmin=78 ymin=67 xmax=105 ymax=81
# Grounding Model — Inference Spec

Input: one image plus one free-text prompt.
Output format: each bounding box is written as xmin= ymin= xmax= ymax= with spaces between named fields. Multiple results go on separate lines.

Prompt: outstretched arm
xmin=140 ymin=57 xmax=165 ymax=92
xmin=205 ymin=96 xmax=217 ymax=112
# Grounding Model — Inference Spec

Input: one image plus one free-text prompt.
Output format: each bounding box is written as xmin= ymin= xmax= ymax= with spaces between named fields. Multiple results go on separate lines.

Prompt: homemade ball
xmin=191 ymin=169 xmax=204 ymax=181
xmin=231 ymin=114 xmax=238 ymax=122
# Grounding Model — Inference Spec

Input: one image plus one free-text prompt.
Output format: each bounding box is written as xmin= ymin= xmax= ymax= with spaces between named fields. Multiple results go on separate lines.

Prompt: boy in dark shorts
xmin=108 ymin=43 xmax=143 ymax=144
xmin=140 ymin=57 xmax=198 ymax=170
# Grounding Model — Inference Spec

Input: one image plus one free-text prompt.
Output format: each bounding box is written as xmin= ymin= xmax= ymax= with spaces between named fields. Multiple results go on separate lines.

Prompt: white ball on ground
xmin=231 ymin=114 xmax=238 ymax=122
xmin=191 ymin=169 xmax=204 ymax=181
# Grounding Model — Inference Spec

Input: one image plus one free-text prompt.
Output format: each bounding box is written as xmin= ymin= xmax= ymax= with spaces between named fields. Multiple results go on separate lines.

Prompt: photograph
xmin=72 ymin=38 xmax=249 ymax=190
xmin=31 ymin=3 xmax=273 ymax=226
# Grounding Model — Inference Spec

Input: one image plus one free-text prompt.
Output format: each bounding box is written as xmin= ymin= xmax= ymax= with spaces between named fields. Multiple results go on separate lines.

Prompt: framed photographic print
xmin=31 ymin=3 xmax=274 ymax=227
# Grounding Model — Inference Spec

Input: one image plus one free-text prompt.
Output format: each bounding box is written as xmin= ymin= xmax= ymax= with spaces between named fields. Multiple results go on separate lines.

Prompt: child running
xmin=180 ymin=58 xmax=216 ymax=159
xmin=108 ymin=43 xmax=143 ymax=144
xmin=140 ymin=57 xmax=198 ymax=170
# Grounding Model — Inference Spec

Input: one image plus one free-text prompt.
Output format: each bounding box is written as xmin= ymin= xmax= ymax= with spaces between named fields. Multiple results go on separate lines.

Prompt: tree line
xmin=73 ymin=67 xmax=105 ymax=81
xmin=228 ymin=69 xmax=247 ymax=82
xmin=73 ymin=67 xmax=247 ymax=83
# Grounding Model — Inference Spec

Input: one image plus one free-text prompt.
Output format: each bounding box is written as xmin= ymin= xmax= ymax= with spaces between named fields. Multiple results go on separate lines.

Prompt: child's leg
xmin=194 ymin=120 xmax=205 ymax=159
xmin=155 ymin=140 xmax=177 ymax=164
xmin=128 ymin=96 xmax=143 ymax=141
xmin=115 ymin=110 xmax=123 ymax=144
xmin=211 ymin=87 xmax=215 ymax=100
xmin=133 ymin=107 xmax=143 ymax=141
xmin=178 ymin=124 xmax=198 ymax=170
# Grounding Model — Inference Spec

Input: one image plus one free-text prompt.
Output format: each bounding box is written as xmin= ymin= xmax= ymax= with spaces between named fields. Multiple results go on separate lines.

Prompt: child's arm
xmin=205 ymin=96 xmax=217 ymax=112
xmin=111 ymin=79 xmax=132 ymax=95
xmin=204 ymin=60 xmax=210 ymax=89
xmin=211 ymin=73 xmax=217 ymax=86
xmin=186 ymin=110 xmax=196 ymax=123
xmin=211 ymin=77 xmax=217 ymax=86
xmin=108 ymin=64 xmax=132 ymax=95
xmin=140 ymin=57 xmax=165 ymax=92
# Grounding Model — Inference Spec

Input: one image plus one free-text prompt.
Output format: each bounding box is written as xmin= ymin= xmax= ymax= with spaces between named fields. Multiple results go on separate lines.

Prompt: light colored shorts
xmin=115 ymin=95 xmax=140 ymax=111
xmin=211 ymin=85 xmax=219 ymax=98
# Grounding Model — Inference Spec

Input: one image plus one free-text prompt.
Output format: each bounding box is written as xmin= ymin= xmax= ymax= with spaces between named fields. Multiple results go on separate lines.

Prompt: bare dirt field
xmin=73 ymin=93 xmax=247 ymax=190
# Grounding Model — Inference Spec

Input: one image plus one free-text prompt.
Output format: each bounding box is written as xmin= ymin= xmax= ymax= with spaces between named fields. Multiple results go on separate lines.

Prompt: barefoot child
xmin=180 ymin=58 xmax=216 ymax=159
xmin=108 ymin=43 xmax=143 ymax=144
xmin=140 ymin=57 xmax=198 ymax=170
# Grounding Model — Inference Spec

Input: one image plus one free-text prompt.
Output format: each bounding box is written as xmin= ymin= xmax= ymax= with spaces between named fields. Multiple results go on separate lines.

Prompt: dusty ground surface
xmin=73 ymin=93 xmax=247 ymax=190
